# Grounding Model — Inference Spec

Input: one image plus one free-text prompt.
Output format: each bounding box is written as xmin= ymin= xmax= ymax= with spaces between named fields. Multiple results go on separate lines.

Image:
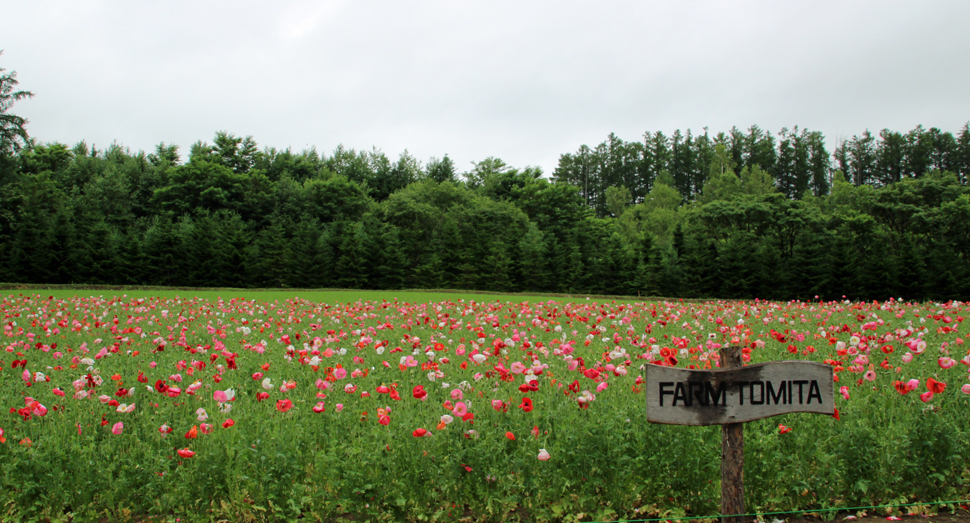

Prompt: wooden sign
xmin=644 ymin=348 xmax=835 ymax=523
xmin=646 ymin=360 xmax=833 ymax=426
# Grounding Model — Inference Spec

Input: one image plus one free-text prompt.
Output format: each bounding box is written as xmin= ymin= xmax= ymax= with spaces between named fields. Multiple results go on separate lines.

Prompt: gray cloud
xmin=6 ymin=0 xmax=969 ymax=175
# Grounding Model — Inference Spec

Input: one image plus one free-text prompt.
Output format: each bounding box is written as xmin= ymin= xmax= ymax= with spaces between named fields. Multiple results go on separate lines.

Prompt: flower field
xmin=2 ymin=293 xmax=969 ymax=523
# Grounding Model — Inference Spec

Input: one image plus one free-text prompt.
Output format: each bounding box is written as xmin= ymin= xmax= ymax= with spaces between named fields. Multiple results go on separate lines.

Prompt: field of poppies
xmin=1 ymin=292 xmax=969 ymax=523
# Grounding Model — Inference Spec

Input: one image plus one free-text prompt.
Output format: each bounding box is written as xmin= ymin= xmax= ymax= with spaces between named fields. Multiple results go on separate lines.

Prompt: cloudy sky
xmin=5 ymin=1 xmax=970 ymax=175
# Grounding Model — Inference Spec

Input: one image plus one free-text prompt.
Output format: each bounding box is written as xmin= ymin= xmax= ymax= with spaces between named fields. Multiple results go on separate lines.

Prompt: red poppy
xmin=378 ymin=415 xmax=390 ymax=426
xmin=177 ymin=448 xmax=195 ymax=458
xmin=778 ymin=424 xmax=792 ymax=434
xmin=412 ymin=385 xmax=427 ymax=400
xmin=583 ymin=368 xmax=600 ymax=380
xmin=276 ymin=399 xmax=293 ymax=413
xmin=256 ymin=392 xmax=269 ymax=402
xmin=222 ymin=419 xmax=235 ymax=429
xmin=185 ymin=425 xmax=198 ymax=439
xmin=518 ymin=382 xmax=538 ymax=392
xmin=881 ymin=345 xmax=894 ymax=354
xmin=927 ymin=378 xmax=946 ymax=394
xmin=412 ymin=428 xmax=428 ymax=437
xmin=505 ymin=431 xmax=515 ymax=441
xmin=787 ymin=345 xmax=797 ymax=354
xmin=154 ymin=379 xmax=168 ymax=393
xmin=519 ymin=397 xmax=533 ymax=412
xmin=893 ymin=381 xmax=909 ymax=395
xmin=461 ymin=412 xmax=474 ymax=422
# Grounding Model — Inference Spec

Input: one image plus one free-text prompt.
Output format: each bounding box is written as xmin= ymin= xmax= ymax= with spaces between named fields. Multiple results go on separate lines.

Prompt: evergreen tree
xmin=285 ymin=219 xmax=322 ymax=288
xmin=375 ymin=224 xmax=407 ymax=290
xmin=246 ymin=220 xmax=288 ymax=288
xmin=333 ymin=221 xmax=367 ymax=289
xmin=516 ymin=222 xmax=548 ymax=292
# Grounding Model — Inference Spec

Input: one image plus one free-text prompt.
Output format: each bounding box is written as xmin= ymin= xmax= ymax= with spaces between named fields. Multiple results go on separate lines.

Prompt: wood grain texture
xmin=645 ymin=360 xmax=834 ymax=426
xmin=720 ymin=345 xmax=744 ymax=523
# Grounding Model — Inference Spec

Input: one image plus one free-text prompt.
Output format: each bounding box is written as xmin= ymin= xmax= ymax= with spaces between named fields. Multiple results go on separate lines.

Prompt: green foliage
xmin=0 ymin=122 xmax=967 ymax=301
xmin=0 ymin=51 xmax=34 ymax=158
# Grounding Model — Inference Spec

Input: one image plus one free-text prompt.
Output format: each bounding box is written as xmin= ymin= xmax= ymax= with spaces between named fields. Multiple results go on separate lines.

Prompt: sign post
xmin=645 ymin=347 xmax=834 ymax=523
xmin=720 ymin=345 xmax=744 ymax=523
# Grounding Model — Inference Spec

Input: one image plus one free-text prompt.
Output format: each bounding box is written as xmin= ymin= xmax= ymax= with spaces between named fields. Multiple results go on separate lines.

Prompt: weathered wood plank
xmin=720 ymin=345 xmax=744 ymax=523
xmin=646 ymin=360 xmax=834 ymax=426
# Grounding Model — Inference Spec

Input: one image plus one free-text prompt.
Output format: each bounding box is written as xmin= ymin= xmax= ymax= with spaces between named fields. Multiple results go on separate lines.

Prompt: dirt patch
xmin=785 ymin=508 xmax=970 ymax=523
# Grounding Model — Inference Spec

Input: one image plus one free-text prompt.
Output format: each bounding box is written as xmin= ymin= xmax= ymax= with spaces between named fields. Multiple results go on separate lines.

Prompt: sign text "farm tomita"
xmin=658 ymin=379 xmax=824 ymax=407
xmin=646 ymin=360 xmax=834 ymax=426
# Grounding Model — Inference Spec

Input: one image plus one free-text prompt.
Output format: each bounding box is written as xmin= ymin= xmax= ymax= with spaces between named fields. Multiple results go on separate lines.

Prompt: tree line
xmin=1 ymin=60 xmax=968 ymax=300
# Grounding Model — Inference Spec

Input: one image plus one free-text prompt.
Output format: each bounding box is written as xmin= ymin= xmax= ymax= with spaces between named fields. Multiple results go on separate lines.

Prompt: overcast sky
xmin=5 ymin=1 xmax=970 ymax=175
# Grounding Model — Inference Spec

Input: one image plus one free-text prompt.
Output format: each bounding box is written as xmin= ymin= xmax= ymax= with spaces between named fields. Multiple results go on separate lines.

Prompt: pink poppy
xmin=452 ymin=402 xmax=468 ymax=417
xmin=111 ymin=422 xmax=124 ymax=435
xmin=213 ymin=389 xmax=235 ymax=402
